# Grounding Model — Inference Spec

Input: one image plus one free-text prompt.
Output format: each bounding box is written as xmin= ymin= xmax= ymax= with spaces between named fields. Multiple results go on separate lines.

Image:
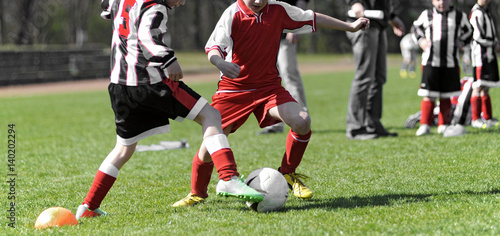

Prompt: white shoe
xmin=485 ymin=118 xmax=500 ymax=128
xmin=416 ymin=124 xmax=431 ymax=136
xmin=216 ymin=176 xmax=264 ymax=202
xmin=471 ymin=119 xmax=489 ymax=129
xmin=443 ymin=124 xmax=466 ymax=137
xmin=75 ymin=203 xmax=108 ymax=220
xmin=437 ymin=125 xmax=448 ymax=134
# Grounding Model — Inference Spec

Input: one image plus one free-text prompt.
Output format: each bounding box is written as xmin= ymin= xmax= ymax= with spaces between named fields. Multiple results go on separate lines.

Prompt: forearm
xmin=207 ymin=49 xmax=241 ymax=79
xmin=316 ymin=13 xmax=357 ymax=32
xmin=475 ymin=37 xmax=497 ymax=48
xmin=208 ymin=50 xmax=224 ymax=68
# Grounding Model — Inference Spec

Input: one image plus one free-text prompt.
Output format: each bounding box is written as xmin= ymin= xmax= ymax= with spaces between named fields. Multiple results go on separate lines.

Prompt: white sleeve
xmin=412 ymin=11 xmax=428 ymax=43
xmin=205 ymin=6 xmax=235 ymax=60
xmin=277 ymin=1 xmax=316 ymax=34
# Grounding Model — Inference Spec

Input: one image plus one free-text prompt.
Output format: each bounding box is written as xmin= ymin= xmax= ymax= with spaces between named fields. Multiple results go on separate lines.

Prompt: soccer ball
xmin=244 ymin=167 xmax=289 ymax=212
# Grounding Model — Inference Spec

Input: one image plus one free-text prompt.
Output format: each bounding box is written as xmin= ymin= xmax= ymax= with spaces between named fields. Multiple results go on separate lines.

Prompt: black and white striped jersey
xmin=101 ymin=0 xmax=177 ymax=86
xmin=412 ymin=7 xmax=473 ymax=68
xmin=470 ymin=3 xmax=498 ymax=67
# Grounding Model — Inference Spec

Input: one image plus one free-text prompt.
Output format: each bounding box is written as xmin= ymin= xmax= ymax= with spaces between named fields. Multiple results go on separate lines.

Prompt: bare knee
xmin=289 ymin=111 xmax=311 ymax=134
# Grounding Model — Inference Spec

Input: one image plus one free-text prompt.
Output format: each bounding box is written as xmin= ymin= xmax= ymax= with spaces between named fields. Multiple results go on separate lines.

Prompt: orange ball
xmin=34 ymin=207 xmax=78 ymax=229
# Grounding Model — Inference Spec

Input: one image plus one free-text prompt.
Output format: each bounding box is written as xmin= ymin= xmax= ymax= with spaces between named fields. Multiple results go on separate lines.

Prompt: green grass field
xmin=1 ymin=53 xmax=500 ymax=235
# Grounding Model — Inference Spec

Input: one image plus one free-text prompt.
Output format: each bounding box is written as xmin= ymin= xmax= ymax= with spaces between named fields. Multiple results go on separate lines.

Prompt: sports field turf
xmin=1 ymin=53 xmax=499 ymax=235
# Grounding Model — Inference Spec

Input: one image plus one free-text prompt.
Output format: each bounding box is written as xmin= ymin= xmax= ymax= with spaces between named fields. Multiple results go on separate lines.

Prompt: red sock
xmin=471 ymin=96 xmax=481 ymax=121
xmin=482 ymin=95 xmax=492 ymax=120
xmin=83 ymin=170 xmax=117 ymax=210
xmin=420 ymin=100 xmax=434 ymax=125
xmin=211 ymin=148 xmax=238 ymax=181
xmin=191 ymin=152 xmax=214 ymax=198
xmin=280 ymin=130 xmax=311 ymax=174
xmin=438 ymin=99 xmax=451 ymax=125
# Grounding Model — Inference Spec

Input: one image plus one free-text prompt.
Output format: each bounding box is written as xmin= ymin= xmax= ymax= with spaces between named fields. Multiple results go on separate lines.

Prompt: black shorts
xmin=108 ymin=80 xmax=207 ymax=145
xmin=418 ymin=65 xmax=461 ymax=98
xmin=473 ymin=57 xmax=500 ymax=88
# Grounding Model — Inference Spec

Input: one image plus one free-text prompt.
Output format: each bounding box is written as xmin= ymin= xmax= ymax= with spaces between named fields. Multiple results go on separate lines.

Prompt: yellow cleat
xmin=283 ymin=172 xmax=313 ymax=199
xmin=409 ymin=71 xmax=417 ymax=78
xmin=172 ymin=193 xmax=206 ymax=207
xmin=399 ymin=70 xmax=408 ymax=78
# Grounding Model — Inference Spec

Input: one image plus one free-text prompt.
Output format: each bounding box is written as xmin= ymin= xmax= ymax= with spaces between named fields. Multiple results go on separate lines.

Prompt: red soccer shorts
xmin=211 ymin=84 xmax=296 ymax=133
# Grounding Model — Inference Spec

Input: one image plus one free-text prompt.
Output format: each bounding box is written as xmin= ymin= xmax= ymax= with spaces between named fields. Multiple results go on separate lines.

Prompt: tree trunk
xmin=15 ymin=0 xmax=35 ymax=45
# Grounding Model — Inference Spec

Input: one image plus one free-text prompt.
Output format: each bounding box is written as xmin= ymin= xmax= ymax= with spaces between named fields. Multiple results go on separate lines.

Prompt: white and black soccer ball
xmin=244 ymin=167 xmax=288 ymax=212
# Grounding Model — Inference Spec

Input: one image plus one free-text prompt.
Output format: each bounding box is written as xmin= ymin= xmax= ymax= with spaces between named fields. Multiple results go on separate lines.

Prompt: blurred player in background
xmin=412 ymin=0 xmax=473 ymax=136
xmin=345 ymin=0 xmax=405 ymax=140
xmin=399 ymin=32 xmax=419 ymax=79
xmin=469 ymin=0 xmax=500 ymax=129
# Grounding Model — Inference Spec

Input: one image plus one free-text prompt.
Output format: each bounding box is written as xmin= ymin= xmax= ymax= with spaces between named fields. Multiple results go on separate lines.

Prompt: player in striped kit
xmin=75 ymin=0 xmax=265 ymax=220
xmin=173 ymin=0 xmax=369 ymax=206
xmin=469 ymin=0 xmax=500 ymax=129
xmin=412 ymin=0 xmax=473 ymax=136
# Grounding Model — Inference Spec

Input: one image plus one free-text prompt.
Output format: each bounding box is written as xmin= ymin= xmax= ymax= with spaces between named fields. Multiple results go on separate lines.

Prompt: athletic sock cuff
xmin=290 ymin=130 xmax=312 ymax=142
xmin=98 ymin=162 xmax=119 ymax=178
xmin=194 ymin=154 xmax=214 ymax=166
xmin=203 ymin=134 xmax=230 ymax=155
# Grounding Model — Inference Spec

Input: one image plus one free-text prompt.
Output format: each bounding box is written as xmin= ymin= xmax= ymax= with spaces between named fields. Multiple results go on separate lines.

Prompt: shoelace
xmin=238 ymin=175 xmax=246 ymax=182
xmin=289 ymin=173 xmax=309 ymax=185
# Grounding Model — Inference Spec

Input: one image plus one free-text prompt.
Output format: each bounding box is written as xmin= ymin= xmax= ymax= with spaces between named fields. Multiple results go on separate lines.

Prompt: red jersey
xmin=205 ymin=0 xmax=316 ymax=91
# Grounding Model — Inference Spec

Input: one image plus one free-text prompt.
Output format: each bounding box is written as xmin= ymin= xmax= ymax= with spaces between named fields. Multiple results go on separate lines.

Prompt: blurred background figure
xmin=399 ymin=32 xmax=419 ymax=79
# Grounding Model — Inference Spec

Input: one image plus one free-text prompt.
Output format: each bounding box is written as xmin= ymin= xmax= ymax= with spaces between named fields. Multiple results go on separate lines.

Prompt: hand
xmin=167 ymin=60 xmax=183 ymax=82
xmin=351 ymin=3 xmax=365 ymax=18
xmin=217 ymin=60 xmax=241 ymax=79
xmin=390 ymin=16 xmax=405 ymax=37
xmin=350 ymin=17 xmax=370 ymax=32
xmin=419 ymin=39 xmax=431 ymax=51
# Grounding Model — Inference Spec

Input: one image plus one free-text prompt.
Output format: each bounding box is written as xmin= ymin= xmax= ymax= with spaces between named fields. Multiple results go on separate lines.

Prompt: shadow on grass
xmin=311 ymin=127 xmax=408 ymax=137
xmin=285 ymin=188 xmax=500 ymax=211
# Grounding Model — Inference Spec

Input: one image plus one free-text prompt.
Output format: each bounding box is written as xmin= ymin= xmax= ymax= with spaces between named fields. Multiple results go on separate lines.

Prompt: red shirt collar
xmin=237 ymin=0 xmax=269 ymax=17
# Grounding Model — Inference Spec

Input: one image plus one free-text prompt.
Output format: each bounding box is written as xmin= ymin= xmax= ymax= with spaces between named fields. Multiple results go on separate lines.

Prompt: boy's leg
xmin=174 ymin=105 xmax=263 ymax=206
xmin=416 ymin=98 xmax=434 ymax=136
xmin=420 ymin=98 xmax=435 ymax=125
xmin=172 ymin=150 xmax=214 ymax=207
xmin=268 ymin=102 xmax=313 ymax=199
xmin=470 ymin=87 xmax=483 ymax=128
xmin=190 ymin=151 xmax=213 ymax=198
xmin=437 ymin=98 xmax=451 ymax=133
xmin=438 ymin=98 xmax=451 ymax=125
xmin=76 ymin=143 xmax=136 ymax=219
xmin=481 ymin=93 xmax=492 ymax=121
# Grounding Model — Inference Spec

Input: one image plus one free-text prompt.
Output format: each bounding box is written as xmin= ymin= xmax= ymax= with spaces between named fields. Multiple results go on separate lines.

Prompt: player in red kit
xmin=173 ymin=0 xmax=369 ymax=206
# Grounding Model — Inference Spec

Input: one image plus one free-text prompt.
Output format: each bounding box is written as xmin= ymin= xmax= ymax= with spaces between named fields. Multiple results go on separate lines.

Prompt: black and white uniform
xmin=413 ymin=7 xmax=473 ymax=98
xmin=101 ymin=0 xmax=207 ymax=145
xmin=451 ymin=77 xmax=474 ymax=125
xmin=470 ymin=3 xmax=500 ymax=88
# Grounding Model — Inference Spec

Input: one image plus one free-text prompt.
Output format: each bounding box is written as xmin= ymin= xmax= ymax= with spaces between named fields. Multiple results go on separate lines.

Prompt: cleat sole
xmin=216 ymin=192 xmax=264 ymax=202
